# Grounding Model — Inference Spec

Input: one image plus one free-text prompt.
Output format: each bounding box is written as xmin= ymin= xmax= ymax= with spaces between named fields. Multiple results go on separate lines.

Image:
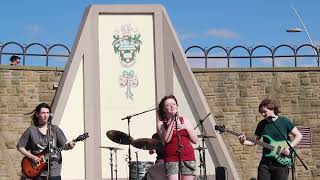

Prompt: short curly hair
xmin=258 ymin=99 xmax=280 ymax=115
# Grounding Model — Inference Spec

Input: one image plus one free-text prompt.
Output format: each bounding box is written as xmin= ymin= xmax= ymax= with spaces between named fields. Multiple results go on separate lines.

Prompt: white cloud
xmin=24 ymin=24 xmax=41 ymax=35
xmin=178 ymin=32 xmax=199 ymax=40
xmin=206 ymin=28 xmax=239 ymax=39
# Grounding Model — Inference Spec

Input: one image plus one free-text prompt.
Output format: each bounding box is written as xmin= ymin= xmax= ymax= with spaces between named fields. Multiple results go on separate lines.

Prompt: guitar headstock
xmin=214 ymin=125 xmax=226 ymax=133
xmin=74 ymin=132 xmax=89 ymax=142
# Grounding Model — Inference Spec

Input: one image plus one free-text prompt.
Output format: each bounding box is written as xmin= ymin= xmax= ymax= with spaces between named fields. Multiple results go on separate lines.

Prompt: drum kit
xmin=102 ymin=113 xmax=214 ymax=180
xmin=102 ymin=130 xmax=161 ymax=180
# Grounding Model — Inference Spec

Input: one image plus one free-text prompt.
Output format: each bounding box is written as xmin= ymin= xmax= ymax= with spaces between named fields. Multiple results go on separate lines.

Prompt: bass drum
xmin=130 ymin=161 xmax=154 ymax=180
xmin=144 ymin=163 xmax=166 ymax=180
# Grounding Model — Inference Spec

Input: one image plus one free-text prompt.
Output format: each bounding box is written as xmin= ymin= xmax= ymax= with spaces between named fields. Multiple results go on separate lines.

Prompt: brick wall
xmin=1 ymin=65 xmax=319 ymax=179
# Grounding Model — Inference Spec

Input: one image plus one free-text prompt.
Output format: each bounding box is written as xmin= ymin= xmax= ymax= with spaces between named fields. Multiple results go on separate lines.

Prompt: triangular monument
xmin=51 ymin=4 xmax=240 ymax=180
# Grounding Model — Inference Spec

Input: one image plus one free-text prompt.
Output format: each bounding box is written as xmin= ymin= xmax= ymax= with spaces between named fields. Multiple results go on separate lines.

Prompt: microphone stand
xmin=268 ymin=117 xmax=308 ymax=180
xmin=121 ymin=107 xmax=157 ymax=180
xmin=46 ymin=115 xmax=53 ymax=180
xmin=194 ymin=113 xmax=211 ymax=180
xmin=174 ymin=114 xmax=182 ymax=180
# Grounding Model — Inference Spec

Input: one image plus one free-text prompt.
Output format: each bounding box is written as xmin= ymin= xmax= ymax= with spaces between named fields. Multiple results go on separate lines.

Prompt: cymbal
xmin=99 ymin=146 xmax=123 ymax=150
xmin=132 ymin=138 xmax=161 ymax=150
xmin=197 ymin=134 xmax=215 ymax=138
xmin=106 ymin=130 xmax=134 ymax=145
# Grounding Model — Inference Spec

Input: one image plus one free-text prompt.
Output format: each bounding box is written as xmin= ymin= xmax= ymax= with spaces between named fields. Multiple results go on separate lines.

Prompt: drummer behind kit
xmin=105 ymin=129 xmax=218 ymax=180
xmin=106 ymin=130 xmax=166 ymax=180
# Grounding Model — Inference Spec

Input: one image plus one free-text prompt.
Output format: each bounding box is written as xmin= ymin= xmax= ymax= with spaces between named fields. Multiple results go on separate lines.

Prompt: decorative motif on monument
xmin=113 ymin=24 xmax=142 ymax=100
xmin=119 ymin=70 xmax=139 ymax=100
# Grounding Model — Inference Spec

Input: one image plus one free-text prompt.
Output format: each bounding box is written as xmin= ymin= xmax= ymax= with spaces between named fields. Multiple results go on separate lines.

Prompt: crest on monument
xmin=112 ymin=24 xmax=142 ymax=68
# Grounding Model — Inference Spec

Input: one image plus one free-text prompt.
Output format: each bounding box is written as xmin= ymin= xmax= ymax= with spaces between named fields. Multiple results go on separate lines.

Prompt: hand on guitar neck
xmin=68 ymin=140 xmax=76 ymax=149
xmin=239 ymin=133 xmax=256 ymax=146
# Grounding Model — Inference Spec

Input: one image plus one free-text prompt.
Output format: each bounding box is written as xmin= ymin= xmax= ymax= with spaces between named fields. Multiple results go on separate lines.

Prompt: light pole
xmin=286 ymin=6 xmax=318 ymax=65
xmin=286 ymin=6 xmax=314 ymax=46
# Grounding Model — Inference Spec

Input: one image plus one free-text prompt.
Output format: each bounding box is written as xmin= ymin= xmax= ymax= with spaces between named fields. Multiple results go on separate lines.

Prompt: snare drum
xmin=130 ymin=161 xmax=154 ymax=180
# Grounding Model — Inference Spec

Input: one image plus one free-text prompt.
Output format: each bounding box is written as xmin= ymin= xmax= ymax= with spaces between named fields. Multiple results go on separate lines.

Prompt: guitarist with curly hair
xmin=17 ymin=103 xmax=76 ymax=180
xmin=239 ymin=99 xmax=302 ymax=180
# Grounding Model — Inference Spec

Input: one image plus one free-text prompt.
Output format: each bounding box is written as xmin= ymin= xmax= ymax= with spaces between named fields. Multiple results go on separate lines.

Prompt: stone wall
xmin=193 ymin=67 xmax=320 ymax=180
xmin=1 ymin=65 xmax=319 ymax=179
xmin=0 ymin=65 xmax=63 ymax=180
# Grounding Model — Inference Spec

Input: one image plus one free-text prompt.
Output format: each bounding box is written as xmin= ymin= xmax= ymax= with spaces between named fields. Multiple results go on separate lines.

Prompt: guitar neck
xmin=225 ymin=129 xmax=273 ymax=150
xmin=44 ymin=141 xmax=72 ymax=160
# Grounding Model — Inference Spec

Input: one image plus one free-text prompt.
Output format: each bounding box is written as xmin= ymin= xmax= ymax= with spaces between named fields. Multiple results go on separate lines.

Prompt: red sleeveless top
xmin=163 ymin=117 xmax=195 ymax=162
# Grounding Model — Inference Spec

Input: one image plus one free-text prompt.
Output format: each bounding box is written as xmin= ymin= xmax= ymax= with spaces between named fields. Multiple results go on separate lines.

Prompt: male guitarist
xmin=239 ymin=99 xmax=302 ymax=180
xmin=17 ymin=103 xmax=76 ymax=180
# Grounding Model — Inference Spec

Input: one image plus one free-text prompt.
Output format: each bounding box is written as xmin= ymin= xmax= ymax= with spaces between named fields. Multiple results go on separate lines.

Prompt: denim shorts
xmin=165 ymin=160 xmax=196 ymax=176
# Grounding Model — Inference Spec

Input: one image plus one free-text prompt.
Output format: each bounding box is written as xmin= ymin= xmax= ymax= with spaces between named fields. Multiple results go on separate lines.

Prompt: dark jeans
xmin=257 ymin=164 xmax=288 ymax=180
xmin=33 ymin=176 xmax=61 ymax=180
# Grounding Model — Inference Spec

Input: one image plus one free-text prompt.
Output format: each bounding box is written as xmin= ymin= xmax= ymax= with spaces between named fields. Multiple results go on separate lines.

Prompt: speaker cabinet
xmin=216 ymin=166 xmax=227 ymax=180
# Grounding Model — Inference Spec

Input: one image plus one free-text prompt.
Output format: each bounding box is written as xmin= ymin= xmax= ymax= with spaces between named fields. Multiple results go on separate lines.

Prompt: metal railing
xmin=0 ymin=41 xmax=70 ymax=67
xmin=185 ymin=44 xmax=320 ymax=68
xmin=1 ymin=41 xmax=320 ymax=68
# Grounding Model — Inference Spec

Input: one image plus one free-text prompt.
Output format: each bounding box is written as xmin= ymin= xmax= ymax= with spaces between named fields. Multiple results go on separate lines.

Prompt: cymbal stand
xmin=109 ymin=149 xmax=114 ymax=180
xmin=121 ymin=107 xmax=157 ymax=179
xmin=114 ymin=149 xmax=118 ymax=180
xmin=135 ymin=151 xmax=139 ymax=180
xmin=194 ymin=113 xmax=211 ymax=180
xmin=195 ymin=146 xmax=205 ymax=180
xmin=108 ymin=147 xmax=120 ymax=180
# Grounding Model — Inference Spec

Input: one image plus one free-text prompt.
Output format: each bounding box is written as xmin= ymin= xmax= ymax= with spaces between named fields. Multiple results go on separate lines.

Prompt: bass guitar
xmin=21 ymin=132 xmax=89 ymax=178
xmin=215 ymin=125 xmax=294 ymax=166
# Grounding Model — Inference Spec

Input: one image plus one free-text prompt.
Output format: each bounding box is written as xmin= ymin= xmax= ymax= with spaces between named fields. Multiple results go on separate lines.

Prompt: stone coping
xmin=0 ymin=64 xmax=64 ymax=72
xmin=192 ymin=67 xmax=320 ymax=73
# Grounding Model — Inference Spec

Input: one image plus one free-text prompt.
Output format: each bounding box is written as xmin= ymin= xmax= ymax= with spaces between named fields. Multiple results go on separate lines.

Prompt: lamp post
xmin=286 ymin=6 xmax=318 ymax=65
xmin=286 ymin=6 xmax=314 ymax=46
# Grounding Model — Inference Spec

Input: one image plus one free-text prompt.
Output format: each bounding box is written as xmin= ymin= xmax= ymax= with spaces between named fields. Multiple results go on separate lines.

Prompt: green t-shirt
xmin=255 ymin=116 xmax=294 ymax=156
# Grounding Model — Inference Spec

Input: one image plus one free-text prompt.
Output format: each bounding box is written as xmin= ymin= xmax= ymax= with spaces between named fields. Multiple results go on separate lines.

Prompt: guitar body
xmin=262 ymin=135 xmax=294 ymax=166
xmin=21 ymin=152 xmax=47 ymax=178
xmin=214 ymin=125 xmax=294 ymax=166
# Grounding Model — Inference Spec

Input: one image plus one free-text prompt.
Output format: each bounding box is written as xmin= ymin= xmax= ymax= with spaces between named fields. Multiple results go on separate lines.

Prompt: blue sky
xmin=0 ymin=0 xmax=319 ymax=66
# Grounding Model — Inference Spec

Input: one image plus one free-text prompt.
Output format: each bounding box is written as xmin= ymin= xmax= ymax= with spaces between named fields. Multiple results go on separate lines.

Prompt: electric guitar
xmin=214 ymin=125 xmax=294 ymax=166
xmin=21 ymin=132 xmax=89 ymax=178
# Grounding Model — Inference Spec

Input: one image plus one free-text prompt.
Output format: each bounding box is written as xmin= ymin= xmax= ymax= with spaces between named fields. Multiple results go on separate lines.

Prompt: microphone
xmin=48 ymin=113 xmax=54 ymax=123
xmin=174 ymin=112 xmax=179 ymax=119
xmin=266 ymin=116 xmax=275 ymax=123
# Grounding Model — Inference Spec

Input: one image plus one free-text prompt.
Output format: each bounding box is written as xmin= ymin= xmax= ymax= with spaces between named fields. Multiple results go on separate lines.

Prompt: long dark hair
xmin=258 ymin=99 xmax=280 ymax=115
xmin=26 ymin=103 xmax=51 ymax=126
xmin=157 ymin=95 xmax=178 ymax=121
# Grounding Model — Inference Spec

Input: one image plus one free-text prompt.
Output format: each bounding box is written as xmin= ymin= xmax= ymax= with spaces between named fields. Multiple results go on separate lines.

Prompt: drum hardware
xmin=106 ymin=130 xmax=133 ymax=180
xmin=194 ymin=113 xmax=212 ymax=180
xmin=129 ymin=161 xmax=154 ymax=180
xmin=106 ymin=130 xmax=134 ymax=145
xmin=120 ymin=107 xmax=158 ymax=179
xmin=100 ymin=146 xmax=123 ymax=180
xmin=135 ymin=151 xmax=139 ymax=179
xmin=132 ymin=138 xmax=161 ymax=150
